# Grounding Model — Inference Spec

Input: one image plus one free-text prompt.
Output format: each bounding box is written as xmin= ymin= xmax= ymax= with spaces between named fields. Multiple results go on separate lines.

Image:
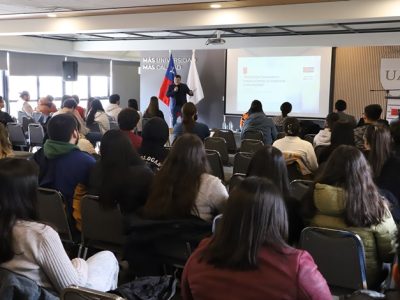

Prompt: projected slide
xmin=226 ymin=47 xmax=332 ymax=118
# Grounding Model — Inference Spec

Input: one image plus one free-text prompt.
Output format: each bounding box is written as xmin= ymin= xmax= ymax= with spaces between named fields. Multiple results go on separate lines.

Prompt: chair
xmin=289 ymin=179 xmax=314 ymax=201
xmin=204 ymin=137 xmax=229 ymax=165
xmin=300 ymin=227 xmax=368 ymax=294
xmin=17 ymin=111 xmax=28 ymax=124
xmin=206 ymin=149 xmax=224 ymax=181
xmin=277 ymin=132 xmax=286 ymax=140
xmin=212 ymin=214 xmax=223 ymax=234
xmin=242 ymin=130 xmax=263 ymax=141
xmin=7 ymin=123 xmax=28 ymax=150
xmin=28 ymin=123 xmax=44 ymax=150
xmin=304 ymin=134 xmax=316 ymax=144
xmin=80 ymin=195 xmax=125 ymax=259
xmin=228 ymin=173 xmax=245 ymax=192
xmin=240 ymin=139 xmax=264 ymax=153
xmin=286 ymin=162 xmax=306 ymax=182
xmin=214 ymin=129 xmax=237 ymax=154
xmin=22 ymin=116 xmax=36 ymax=134
xmin=109 ymin=121 xmax=119 ymax=130
xmin=61 ymin=286 xmax=124 ymax=300
xmin=32 ymin=111 xmax=43 ymax=122
xmin=232 ymin=152 xmax=253 ymax=174
xmin=87 ymin=122 xmax=101 ymax=133
xmin=36 ymin=188 xmax=74 ymax=243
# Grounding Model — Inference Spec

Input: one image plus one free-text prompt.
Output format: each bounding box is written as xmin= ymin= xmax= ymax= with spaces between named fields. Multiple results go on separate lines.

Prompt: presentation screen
xmin=226 ymin=47 xmax=332 ymax=118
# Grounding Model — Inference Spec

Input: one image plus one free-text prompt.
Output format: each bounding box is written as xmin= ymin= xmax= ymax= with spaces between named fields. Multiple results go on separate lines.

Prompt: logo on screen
xmin=303 ymin=67 xmax=314 ymax=73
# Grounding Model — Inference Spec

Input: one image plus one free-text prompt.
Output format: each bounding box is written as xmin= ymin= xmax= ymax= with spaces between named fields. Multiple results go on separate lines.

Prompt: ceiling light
xmin=210 ymin=4 xmax=222 ymax=9
xmin=47 ymin=13 xmax=57 ymax=18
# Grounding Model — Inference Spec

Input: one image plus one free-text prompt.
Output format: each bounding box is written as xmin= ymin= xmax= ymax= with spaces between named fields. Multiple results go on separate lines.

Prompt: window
xmin=90 ymin=76 xmax=109 ymax=98
xmin=65 ymin=76 xmax=89 ymax=99
xmin=8 ymin=76 xmax=38 ymax=118
xmin=39 ymin=76 xmax=63 ymax=99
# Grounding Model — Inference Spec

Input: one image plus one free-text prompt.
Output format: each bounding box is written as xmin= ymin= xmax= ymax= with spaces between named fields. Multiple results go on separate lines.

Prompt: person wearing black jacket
xmin=0 ymin=97 xmax=14 ymax=126
xmin=166 ymin=74 xmax=193 ymax=126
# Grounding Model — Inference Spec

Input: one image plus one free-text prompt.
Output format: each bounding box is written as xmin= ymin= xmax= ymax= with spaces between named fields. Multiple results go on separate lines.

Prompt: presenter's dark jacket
xmin=166 ymin=83 xmax=191 ymax=107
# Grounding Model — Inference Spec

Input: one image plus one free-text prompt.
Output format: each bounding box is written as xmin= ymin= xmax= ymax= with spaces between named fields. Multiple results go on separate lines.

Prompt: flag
xmin=158 ymin=53 xmax=176 ymax=106
xmin=187 ymin=50 xmax=204 ymax=104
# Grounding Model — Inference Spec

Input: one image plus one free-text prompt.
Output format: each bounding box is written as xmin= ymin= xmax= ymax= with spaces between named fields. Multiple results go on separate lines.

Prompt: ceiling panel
xmin=282 ymin=24 xmax=346 ymax=32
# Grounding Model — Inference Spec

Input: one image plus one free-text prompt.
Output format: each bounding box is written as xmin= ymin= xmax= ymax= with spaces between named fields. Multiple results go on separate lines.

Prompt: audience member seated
xmin=302 ymin=145 xmax=397 ymax=288
xmin=118 ymin=108 xmax=142 ymax=150
xmin=105 ymin=94 xmax=122 ymax=121
xmin=0 ymin=96 xmax=14 ymax=125
xmin=272 ymin=101 xmax=292 ymax=131
xmin=273 ymin=117 xmax=318 ymax=173
xmin=318 ymin=122 xmax=355 ymax=165
xmin=364 ymin=124 xmax=400 ymax=222
xmin=143 ymin=96 xmax=165 ymax=120
xmin=391 ymin=120 xmax=400 ymax=157
xmin=72 ymin=95 xmax=85 ymax=120
xmin=173 ymin=102 xmax=210 ymax=142
xmin=19 ymin=90 xmax=33 ymax=117
xmin=0 ymin=158 xmax=119 ymax=293
xmin=36 ymin=95 xmax=57 ymax=118
xmin=142 ymin=134 xmax=228 ymax=223
xmin=128 ymin=98 xmax=143 ymax=134
xmin=32 ymin=114 xmax=96 ymax=231
xmin=139 ymin=117 xmax=169 ymax=172
xmin=86 ymin=97 xmax=95 ymax=119
xmin=246 ymin=145 xmax=304 ymax=244
xmin=313 ymin=112 xmax=339 ymax=147
xmin=86 ymin=99 xmax=110 ymax=135
xmin=0 ymin=123 xmax=13 ymax=159
xmin=334 ymin=99 xmax=357 ymax=127
xmin=354 ymin=104 xmax=382 ymax=151
xmin=181 ymin=177 xmax=331 ymax=300
xmin=53 ymin=98 xmax=89 ymax=136
xmin=241 ymin=100 xmax=277 ymax=145
xmin=88 ymin=130 xmax=153 ymax=214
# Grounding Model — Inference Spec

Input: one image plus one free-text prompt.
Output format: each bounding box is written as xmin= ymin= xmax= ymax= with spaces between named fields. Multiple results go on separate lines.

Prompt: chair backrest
xmin=81 ymin=195 xmax=125 ymax=248
xmin=36 ymin=188 xmax=73 ymax=243
xmin=6 ymin=123 xmax=27 ymax=147
xmin=242 ymin=130 xmax=263 ymax=141
xmin=240 ymin=139 xmax=264 ymax=153
xmin=300 ymin=227 xmax=368 ymax=291
xmin=289 ymin=179 xmax=314 ymax=200
xmin=212 ymin=214 xmax=223 ymax=234
xmin=228 ymin=173 xmax=245 ymax=192
xmin=204 ymin=137 xmax=229 ymax=165
xmin=286 ymin=162 xmax=306 ymax=182
xmin=206 ymin=149 xmax=224 ymax=181
xmin=232 ymin=152 xmax=253 ymax=174
xmin=28 ymin=123 xmax=44 ymax=147
xmin=304 ymin=134 xmax=316 ymax=144
xmin=32 ymin=112 xmax=43 ymax=122
xmin=87 ymin=122 xmax=101 ymax=133
xmin=17 ymin=111 xmax=28 ymax=124
xmin=22 ymin=116 xmax=36 ymax=134
xmin=109 ymin=121 xmax=119 ymax=130
xmin=61 ymin=286 xmax=124 ymax=300
xmin=277 ymin=132 xmax=286 ymax=140
xmin=214 ymin=129 xmax=237 ymax=153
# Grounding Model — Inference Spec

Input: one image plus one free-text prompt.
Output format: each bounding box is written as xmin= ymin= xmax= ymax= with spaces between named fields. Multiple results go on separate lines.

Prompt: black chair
xmin=289 ymin=179 xmax=314 ymax=201
xmin=61 ymin=286 xmax=123 ymax=300
xmin=300 ymin=227 xmax=368 ymax=295
xmin=286 ymin=162 xmax=306 ymax=182
xmin=228 ymin=173 xmax=245 ymax=192
xmin=36 ymin=188 xmax=74 ymax=244
xmin=28 ymin=123 xmax=44 ymax=150
xmin=242 ymin=130 xmax=263 ymax=141
xmin=80 ymin=195 xmax=125 ymax=259
xmin=232 ymin=152 xmax=253 ymax=174
xmin=7 ymin=123 xmax=28 ymax=150
xmin=212 ymin=214 xmax=223 ymax=234
xmin=304 ymin=134 xmax=316 ymax=144
xmin=240 ymin=139 xmax=264 ymax=153
xmin=204 ymin=137 xmax=229 ymax=165
xmin=109 ymin=121 xmax=119 ymax=130
xmin=22 ymin=116 xmax=36 ymax=134
xmin=206 ymin=149 xmax=225 ymax=181
xmin=214 ymin=129 xmax=237 ymax=154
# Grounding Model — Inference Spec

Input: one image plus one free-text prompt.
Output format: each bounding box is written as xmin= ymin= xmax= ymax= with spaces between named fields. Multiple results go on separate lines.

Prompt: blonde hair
xmin=0 ymin=124 xmax=13 ymax=159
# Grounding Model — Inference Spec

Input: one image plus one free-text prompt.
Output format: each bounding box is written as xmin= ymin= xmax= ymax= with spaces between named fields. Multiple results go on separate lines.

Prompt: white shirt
xmin=273 ymin=136 xmax=318 ymax=172
xmin=313 ymin=128 xmax=331 ymax=147
xmin=105 ymin=104 xmax=122 ymax=121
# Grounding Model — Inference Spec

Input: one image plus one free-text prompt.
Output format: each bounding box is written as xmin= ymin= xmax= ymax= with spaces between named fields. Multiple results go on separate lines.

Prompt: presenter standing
xmin=167 ymin=75 xmax=193 ymax=126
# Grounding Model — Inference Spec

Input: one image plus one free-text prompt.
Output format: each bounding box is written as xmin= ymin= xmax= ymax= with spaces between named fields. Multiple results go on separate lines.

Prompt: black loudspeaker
xmin=62 ymin=61 xmax=78 ymax=81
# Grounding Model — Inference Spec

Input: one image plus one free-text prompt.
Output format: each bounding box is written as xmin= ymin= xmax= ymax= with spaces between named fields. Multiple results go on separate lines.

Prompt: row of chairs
xmin=7 ymin=122 xmax=45 ymax=151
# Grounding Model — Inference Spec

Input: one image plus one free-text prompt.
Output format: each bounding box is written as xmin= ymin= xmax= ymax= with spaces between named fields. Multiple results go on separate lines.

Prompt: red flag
xmin=158 ymin=53 xmax=177 ymax=106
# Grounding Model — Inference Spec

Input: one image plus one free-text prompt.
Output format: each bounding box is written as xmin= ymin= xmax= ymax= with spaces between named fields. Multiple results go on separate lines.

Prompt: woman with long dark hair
xmin=143 ymin=96 xmax=164 ymax=120
xmin=241 ymin=100 xmax=277 ymax=145
xmin=302 ymin=145 xmax=397 ymax=287
xmin=182 ymin=177 xmax=330 ymax=299
xmin=0 ymin=158 xmax=119 ymax=293
xmin=143 ymin=133 xmax=228 ymax=222
xmin=247 ymin=145 xmax=303 ymax=244
xmin=88 ymin=130 xmax=153 ymax=213
xmin=86 ymin=99 xmax=110 ymax=134
xmin=172 ymin=102 xmax=210 ymax=141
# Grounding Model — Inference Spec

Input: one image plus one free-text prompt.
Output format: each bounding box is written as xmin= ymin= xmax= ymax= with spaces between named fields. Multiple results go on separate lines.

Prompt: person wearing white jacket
xmin=313 ymin=112 xmax=340 ymax=147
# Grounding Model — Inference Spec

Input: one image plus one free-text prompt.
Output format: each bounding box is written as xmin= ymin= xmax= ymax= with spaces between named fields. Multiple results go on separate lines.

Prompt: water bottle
xmin=228 ymin=121 xmax=233 ymax=131
xmin=222 ymin=120 xmax=227 ymax=129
